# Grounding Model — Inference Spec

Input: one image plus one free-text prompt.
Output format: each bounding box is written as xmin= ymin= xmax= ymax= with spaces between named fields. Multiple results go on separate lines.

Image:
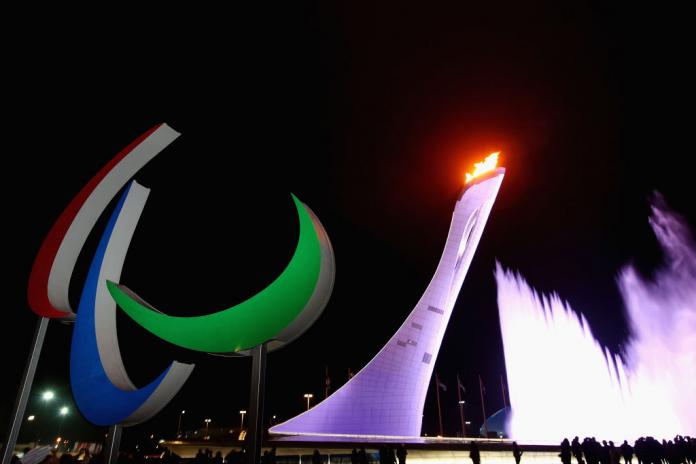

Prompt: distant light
xmin=56 ymin=437 xmax=62 ymax=443
xmin=181 ymin=410 xmax=186 ymax=414
xmin=158 ymin=439 xmax=165 ymax=444
xmin=59 ymin=406 xmax=69 ymax=416
xmin=272 ymin=415 xmax=276 ymax=419
xmin=458 ymin=400 xmax=465 ymax=405
xmin=27 ymin=415 xmax=35 ymax=421
xmin=239 ymin=410 xmax=246 ymax=414
xmin=303 ymin=393 xmax=314 ymax=399
xmin=465 ymin=421 xmax=471 ymax=425
xmin=150 ymin=434 xmax=154 ymax=439
xmin=204 ymin=418 xmax=211 ymax=423
xmin=42 ymin=391 xmax=55 ymax=401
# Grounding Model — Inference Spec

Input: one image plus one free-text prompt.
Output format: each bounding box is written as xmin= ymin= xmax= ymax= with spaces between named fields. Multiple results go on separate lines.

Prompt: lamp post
xmin=239 ymin=410 xmax=247 ymax=430
xmin=177 ymin=410 xmax=185 ymax=437
xmin=303 ymin=393 xmax=313 ymax=411
xmin=204 ymin=419 xmax=211 ymax=439
xmin=56 ymin=406 xmax=68 ymax=439
xmin=458 ymin=400 xmax=466 ymax=437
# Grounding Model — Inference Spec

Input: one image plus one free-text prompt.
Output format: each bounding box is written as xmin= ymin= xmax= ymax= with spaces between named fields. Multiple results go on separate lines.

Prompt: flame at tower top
xmin=465 ymin=151 xmax=500 ymax=183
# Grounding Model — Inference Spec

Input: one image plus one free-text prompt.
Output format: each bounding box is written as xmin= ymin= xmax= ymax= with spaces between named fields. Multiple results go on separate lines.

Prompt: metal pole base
xmin=2 ymin=317 xmax=49 ymax=464
xmin=246 ymin=343 xmax=267 ymax=464
xmin=104 ymin=425 xmax=122 ymax=464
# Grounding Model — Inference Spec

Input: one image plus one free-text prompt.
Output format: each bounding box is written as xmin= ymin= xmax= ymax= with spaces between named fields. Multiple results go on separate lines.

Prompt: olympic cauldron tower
xmin=271 ymin=154 xmax=505 ymax=437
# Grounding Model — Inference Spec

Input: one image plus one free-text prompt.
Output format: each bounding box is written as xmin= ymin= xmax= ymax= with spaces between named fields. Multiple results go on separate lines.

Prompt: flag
xmin=457 ymin=375 xmax=466 ymax=394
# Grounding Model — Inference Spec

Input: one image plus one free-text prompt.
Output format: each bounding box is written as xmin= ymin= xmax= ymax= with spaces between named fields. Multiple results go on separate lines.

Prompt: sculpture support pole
xmin=2 ymin=317 xmax=49 ymax=464
xmin=104 ymin=425 xmax=122 ymax=464
xmin=247 ymin=343 xmax=267 ymax=464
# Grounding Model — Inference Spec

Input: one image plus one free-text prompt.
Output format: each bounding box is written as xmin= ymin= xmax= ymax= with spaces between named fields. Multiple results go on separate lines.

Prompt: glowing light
xmin=497 ymin=196 xmax=696 ymax=441
xmin=42 ymin=391 xmax=55 ymax=401
xmin=59 ymin=406 xmax=69 ymax=416
xmin=27 ymin=415 xmax=35 ymax=421
xmin=465 ymin=152 xmax=499 ymax=183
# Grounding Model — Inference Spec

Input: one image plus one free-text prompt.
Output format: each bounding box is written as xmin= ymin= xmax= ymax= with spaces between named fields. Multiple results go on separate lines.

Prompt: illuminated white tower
xmin=271 ymin=154 xmax=505 ymax=437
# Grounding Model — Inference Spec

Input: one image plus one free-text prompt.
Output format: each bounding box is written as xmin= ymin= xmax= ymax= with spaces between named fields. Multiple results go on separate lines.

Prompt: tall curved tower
xmin=270 ymin=165 xmax=505 ymax=437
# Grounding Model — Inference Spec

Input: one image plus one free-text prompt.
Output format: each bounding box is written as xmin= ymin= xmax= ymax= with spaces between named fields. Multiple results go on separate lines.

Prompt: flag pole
xmin=325 ymin=366 xmax=330 ymax=399
xmin=457 ymin=374 xmax=466 ymax=437
xmin=479 ymin=374 xmax=489 ymax=438
xmin=434 ymin=373 xmax=444 ymax=437
xmin=500 ymin=374 xmax=508 ymax=409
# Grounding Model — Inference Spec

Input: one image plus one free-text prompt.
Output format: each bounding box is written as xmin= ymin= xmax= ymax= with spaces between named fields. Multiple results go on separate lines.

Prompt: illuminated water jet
xmin=497 ymin=194 xmax=696 ymax=441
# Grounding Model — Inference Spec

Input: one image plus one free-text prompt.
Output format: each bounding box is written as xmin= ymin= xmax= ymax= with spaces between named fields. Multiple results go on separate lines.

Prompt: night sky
xmin=3 ymin=2 xmax=695 ymax=449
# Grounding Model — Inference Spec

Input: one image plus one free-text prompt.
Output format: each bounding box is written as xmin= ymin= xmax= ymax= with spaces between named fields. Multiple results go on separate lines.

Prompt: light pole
xmin=239 ymin=410 xmax=247 ymax=430
xmin=56 ymin=406 xmax=69 ymax=439
xmin=303 ymin=393 xmax=313 ymax=411
xmin=177 ymin=410 xmax=185 ymax=437
xmin=204 ymin=418 xmax=211 ymax=439
xmin=458 ymin=400 xmax=466 ymax=437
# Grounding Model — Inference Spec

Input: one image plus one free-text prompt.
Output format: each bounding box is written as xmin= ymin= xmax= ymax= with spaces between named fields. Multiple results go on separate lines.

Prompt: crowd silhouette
xmin=554 ymin=436 xmax=695 ymax=464
xmin=11 ymin=435 xmax=696 ymax=464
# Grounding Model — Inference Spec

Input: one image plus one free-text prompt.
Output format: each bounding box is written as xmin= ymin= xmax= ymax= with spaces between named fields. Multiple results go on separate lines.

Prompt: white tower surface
xmin=270 ymin=167 xmax=505 ymax=437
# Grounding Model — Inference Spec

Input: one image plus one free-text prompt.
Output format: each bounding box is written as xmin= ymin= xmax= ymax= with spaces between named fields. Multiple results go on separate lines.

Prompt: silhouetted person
xmin=312 ymin=450 xmax=323 ymax=464
xmin=513 ymin=441 xmax=523 ymax=464
xmin=572 ymin=437 xmax=584 ymax=464
xmin=396 ymin=444 xmax=407 ymax=464
xmin=358 ymin=447 xmax=368 ymax=464
xmin=469 ymin=442 xmax=481 ymax=464
xmin=351 ymin=449 xmax=359 ymax=464
xmin=621 ymin=441 xmax=634 ymax=464
xmin=561 ymin=439 xmax=572 ymax=464
xmin=387 ymin=446 xmax=396 ymax=464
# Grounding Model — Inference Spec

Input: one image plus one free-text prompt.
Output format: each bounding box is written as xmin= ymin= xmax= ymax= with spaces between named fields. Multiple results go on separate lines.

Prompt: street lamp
xmin=303 ymin=393 xmax=314 ymax=411
xmin=42 ymin=391 xmax=55 ymax=402
xmin=56 ymin=406 xmax=69 ymax=438
xmin=204 ymin=418 xmax=211 ymax=439
xmin=27 ymin=416 xmax=35 ymax=421
xmin=239 ymin=410 xmax=247 ymax=430
xmin=177 ymin=410 xmax=185 ymax=437
xmin=458 ymin=400 xmax=467 ymax=437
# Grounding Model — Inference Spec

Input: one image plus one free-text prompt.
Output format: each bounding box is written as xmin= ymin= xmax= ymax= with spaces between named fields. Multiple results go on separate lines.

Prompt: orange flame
xmin=465 ymin=152 xmax=500 ymax=183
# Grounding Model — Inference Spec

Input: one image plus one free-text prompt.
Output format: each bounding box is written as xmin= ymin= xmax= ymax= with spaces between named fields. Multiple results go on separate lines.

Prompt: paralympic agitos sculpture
xmin=27 ymin=123 xmax=335 ymax=427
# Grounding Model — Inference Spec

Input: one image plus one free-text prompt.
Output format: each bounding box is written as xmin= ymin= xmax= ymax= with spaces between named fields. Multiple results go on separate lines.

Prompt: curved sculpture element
xmin=270 ymin=168 xmax=505 ymax=437
xmin=71 ymin=181 xmax=193 ymax=426
xmin=28 ymin=123 xmax=180 ymax=318
xmin=108 ymin=194 xmax=334 ymax=354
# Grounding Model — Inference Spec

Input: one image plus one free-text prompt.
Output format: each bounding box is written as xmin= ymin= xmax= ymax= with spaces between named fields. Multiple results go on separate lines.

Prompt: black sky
xmin=2 ymin=2 xmax=695 ymax=448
